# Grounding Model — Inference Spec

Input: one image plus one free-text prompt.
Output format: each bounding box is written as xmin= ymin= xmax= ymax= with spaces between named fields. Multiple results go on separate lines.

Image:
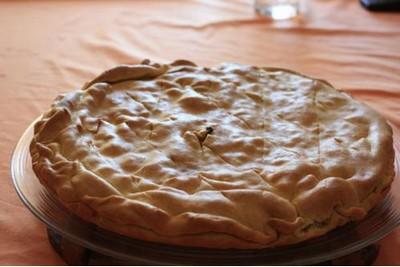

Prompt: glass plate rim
xmin=10 ymin=118 xmax=400 ymax=265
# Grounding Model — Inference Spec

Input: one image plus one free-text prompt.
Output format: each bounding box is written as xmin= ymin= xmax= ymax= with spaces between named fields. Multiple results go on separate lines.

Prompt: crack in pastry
xmin=30 ymin=60 xmax=395 ymax=249
xmin=202 ymin=143 xmax=238 ymax=167
xmin=194 ymin=126 xmax=214 ymax=145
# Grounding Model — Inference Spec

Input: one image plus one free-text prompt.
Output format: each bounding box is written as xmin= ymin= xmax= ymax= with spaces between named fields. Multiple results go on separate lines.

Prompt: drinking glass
xmin=254 ymin=0 xmax=301 ymax=20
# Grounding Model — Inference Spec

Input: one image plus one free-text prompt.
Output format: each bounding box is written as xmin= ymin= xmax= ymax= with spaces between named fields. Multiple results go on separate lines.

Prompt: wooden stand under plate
xmin=47 ymin=228 xmax=380 ymax=265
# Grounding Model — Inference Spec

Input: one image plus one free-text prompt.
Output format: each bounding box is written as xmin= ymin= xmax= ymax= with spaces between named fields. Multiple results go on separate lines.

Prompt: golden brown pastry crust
xmin=30 ymin=60 xmax=395 ymax=249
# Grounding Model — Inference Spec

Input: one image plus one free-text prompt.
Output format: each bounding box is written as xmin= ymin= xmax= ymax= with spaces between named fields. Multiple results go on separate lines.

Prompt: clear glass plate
xmin=10 ymin=120 xmax=400 ymax=265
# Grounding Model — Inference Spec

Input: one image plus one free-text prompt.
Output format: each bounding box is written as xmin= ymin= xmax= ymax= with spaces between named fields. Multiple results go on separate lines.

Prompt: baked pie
xmin=30 ymin=60 xmax=395 ymax=248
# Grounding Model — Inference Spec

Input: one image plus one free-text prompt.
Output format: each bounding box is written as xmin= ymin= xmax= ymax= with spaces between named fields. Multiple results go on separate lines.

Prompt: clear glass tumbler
xmin=254 ymin=0 xmax=301 ymax=20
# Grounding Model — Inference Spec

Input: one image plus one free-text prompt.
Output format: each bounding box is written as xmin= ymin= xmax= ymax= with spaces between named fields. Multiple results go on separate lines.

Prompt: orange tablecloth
xmin=1 ymin=0 xmax=400 ymax=264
